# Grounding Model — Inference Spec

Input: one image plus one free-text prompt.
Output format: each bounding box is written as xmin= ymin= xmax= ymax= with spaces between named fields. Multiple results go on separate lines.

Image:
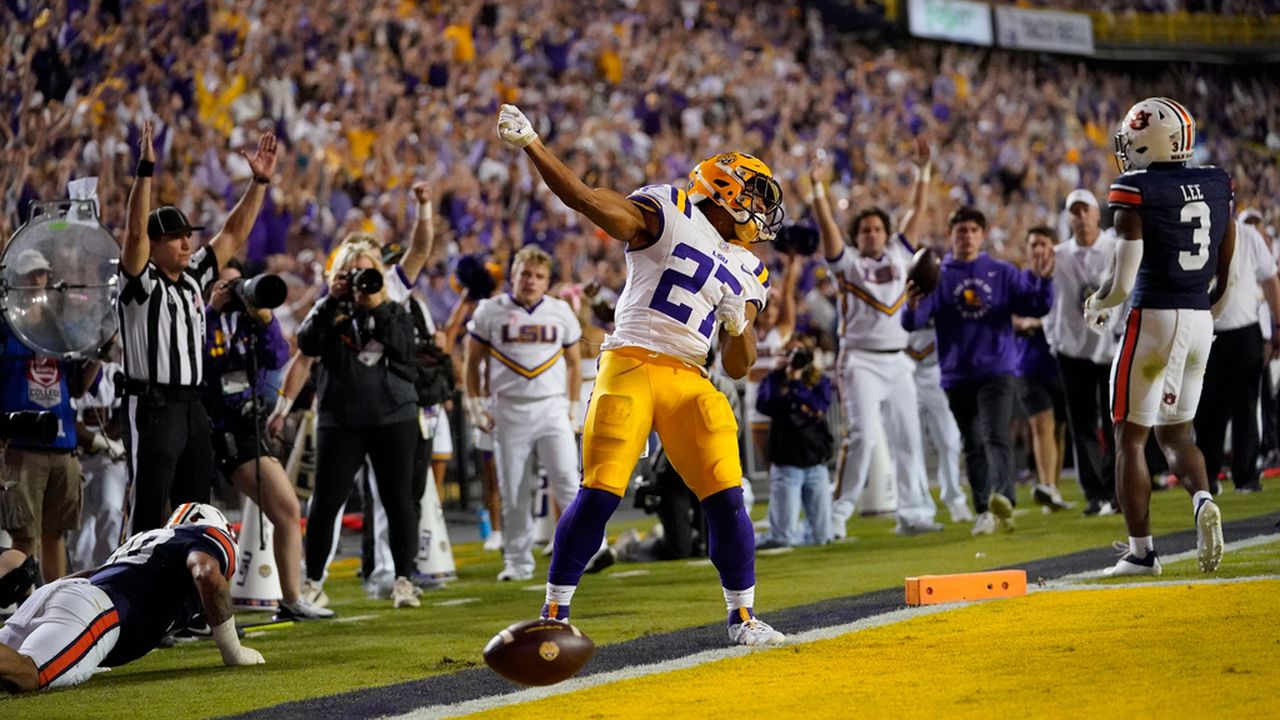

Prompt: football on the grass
xmin=907 ymin=246 xmax=942 ymax=294
xmin=483 ymin=619 xmax=595 ymax=686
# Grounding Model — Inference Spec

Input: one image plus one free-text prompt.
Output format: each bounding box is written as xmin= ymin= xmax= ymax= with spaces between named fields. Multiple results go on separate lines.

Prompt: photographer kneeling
xmin=204 ymin=260 xmax=332 ymax=620
xmin=294 ymin=244 xmax=422 ymax=609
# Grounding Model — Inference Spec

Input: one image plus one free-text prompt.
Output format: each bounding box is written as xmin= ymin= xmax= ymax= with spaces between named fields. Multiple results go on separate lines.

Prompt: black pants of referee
xmin=1195 ymin=325 xmax=1265 ymax=491
xmin=1056 ymin=354 xmax=1117 ymax=505
xmin=122 ymin=394 xmax=213 ymax=539
xmin=306 ymin=419 xmax=419 ymax=582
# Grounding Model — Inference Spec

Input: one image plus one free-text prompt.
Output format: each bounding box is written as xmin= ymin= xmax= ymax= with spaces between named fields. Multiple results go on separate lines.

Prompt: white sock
xmin=1129 ymin=536 xmax=1154 ymax=558
xmin=723 ymin=586 xmax=755 ymax=614
xmin=545 ymin=583 xmax=576 ymax=607
xmin=1192 ymin=490 xmax=1213 ymax=519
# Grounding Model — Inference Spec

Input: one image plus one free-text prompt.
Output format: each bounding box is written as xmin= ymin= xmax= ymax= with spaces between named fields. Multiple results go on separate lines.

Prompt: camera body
xmin=788 ymin=346 xmax=814 ymax=371
xmin=773 ymin=223 xmax=820 ymax=256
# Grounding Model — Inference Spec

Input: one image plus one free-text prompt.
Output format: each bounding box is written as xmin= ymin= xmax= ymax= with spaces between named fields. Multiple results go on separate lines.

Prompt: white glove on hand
xmin=212 ymin=618 xmax=265 ymax=666
xmin=464 ymin=395 xmax=494 ymax=432
xmin=497 ymin=104 xmax=538 ymax=149
xmin=716 ymin=289 xmax=747 ymax=337
xmin=1083 ymin=294 xmax=1110 ymax=335
xmin=105 ymin=438 xmax=126 ymax=461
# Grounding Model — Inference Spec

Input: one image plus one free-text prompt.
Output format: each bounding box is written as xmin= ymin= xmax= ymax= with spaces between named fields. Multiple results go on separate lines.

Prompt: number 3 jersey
xmin=1108 ymin=164 xmax=1233 ymax=310
xmin=88 ymin=524 xmax=237 ymax=666
xmin=603 ymin=184 xmax=770 ymax=368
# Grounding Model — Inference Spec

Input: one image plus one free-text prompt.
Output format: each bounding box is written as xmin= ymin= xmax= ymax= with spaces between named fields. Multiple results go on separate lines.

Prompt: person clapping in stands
xmin=292 ymin=243 xmax=422 ymax=609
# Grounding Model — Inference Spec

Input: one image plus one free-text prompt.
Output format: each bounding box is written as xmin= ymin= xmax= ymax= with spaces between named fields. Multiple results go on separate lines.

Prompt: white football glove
xmin=497 ymin=104 xmax=538 ymax=149
xmin=212 ymin=618 xmax=266 ymax=666
xmin=716 ymin=289 xmax=747 ymax=337
xmin=1083 ymin=295 xmax=1110 ymax=334
xmin=464 ymin=395 xmax=494 ymax=432
xmin=569 ymin=399 xmax=584 ymax=435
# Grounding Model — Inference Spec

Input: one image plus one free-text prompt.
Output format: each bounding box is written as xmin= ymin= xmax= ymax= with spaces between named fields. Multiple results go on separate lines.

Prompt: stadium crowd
xmin=0 ymin=0 xmax=1278 ymax=687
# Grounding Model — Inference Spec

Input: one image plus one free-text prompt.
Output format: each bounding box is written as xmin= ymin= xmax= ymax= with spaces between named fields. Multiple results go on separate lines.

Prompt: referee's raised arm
xmin=120 ymin=121 xmax=155 ymax=271
xmin=208 ymin=132 xmax=279 ymax=268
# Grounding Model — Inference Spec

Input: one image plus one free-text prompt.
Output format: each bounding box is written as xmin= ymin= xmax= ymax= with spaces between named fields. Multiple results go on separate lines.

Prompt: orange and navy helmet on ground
xmin=687 ymin=152 xmax=784 ymax=244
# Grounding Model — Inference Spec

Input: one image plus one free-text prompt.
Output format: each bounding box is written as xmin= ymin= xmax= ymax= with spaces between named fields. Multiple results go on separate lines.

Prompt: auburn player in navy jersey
xmin=496 ymin=103 xmax=785 ymax=645
xmin=0 ymin=504 xmax=264 ymax=693
xmin=1085 ymin=97 xmax=1236 ymax=577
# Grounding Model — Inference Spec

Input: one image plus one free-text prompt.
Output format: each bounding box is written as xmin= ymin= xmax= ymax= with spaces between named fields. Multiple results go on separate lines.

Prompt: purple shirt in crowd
xmin=901 ymin=252 xmax=1053 ymax=389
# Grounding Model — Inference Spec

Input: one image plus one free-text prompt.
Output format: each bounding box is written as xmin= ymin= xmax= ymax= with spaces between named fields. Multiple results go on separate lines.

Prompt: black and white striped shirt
xmin=116 ymin=246 xmax=218 ymax=387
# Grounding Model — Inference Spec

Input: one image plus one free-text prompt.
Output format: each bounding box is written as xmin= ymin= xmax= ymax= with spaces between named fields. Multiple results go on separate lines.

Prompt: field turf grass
xmin=3 ymin=482 xmax=1278 ymax=719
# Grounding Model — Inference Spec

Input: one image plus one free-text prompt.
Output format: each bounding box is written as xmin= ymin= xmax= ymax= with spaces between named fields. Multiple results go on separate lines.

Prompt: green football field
xmin=3 ymin=481 xmax=1278 ymax=718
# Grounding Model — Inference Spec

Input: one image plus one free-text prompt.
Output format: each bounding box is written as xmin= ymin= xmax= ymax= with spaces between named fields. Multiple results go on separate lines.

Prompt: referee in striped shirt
xmin=116 ymin=121 xmax=279 ymax=537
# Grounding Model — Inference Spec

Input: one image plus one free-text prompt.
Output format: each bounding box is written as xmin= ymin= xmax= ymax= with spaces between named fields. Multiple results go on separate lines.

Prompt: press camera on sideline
xmin=226 ymin=274 xmax=287 ymax=313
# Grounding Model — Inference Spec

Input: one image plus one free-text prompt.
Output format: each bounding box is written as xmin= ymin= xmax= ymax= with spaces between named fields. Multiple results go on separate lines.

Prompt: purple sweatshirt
xmin=901 ymin=252 xmax=1053 ymax=389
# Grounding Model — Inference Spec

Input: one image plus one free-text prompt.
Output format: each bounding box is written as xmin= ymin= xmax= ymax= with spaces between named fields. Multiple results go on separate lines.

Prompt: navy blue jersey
xmin=1108 ymin=163 xmax=1233 ymax=310
xmin=89 ymin=524 xmax=236 ymax=666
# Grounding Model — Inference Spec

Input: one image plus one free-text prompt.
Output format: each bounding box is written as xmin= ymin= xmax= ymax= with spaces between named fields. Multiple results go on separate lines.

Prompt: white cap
xmin=1239 ymin=207 xmax=1262 ymax=224
xmin=1064 ymin=189 xmax=1099 ymax=211
xmin=11 ymin=249 xmax=52 ymax=276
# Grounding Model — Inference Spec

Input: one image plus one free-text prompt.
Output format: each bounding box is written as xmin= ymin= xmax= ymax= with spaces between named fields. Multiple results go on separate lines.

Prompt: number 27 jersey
xmin=1108 ymin=164 xmax=1233 ymax=310
xmin=602 ymin=184 xmax=770 ymax=367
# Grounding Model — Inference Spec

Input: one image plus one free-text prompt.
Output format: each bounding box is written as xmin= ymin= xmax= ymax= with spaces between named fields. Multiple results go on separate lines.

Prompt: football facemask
xmin=688 ymin=153 xmax=785 ymax=244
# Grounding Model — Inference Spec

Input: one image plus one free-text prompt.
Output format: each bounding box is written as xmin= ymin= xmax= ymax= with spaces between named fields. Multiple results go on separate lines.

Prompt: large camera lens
xmin=789 ymin=347 xmax=813 ymax=371
xmin=349 ymin=268 xmax=384 ymax=295
xmin=229 ymin=274 xmax=287 ymax=310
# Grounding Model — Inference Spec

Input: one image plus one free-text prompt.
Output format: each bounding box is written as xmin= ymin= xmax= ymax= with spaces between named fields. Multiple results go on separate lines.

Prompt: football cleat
xmin=483 ymin=530 xmax=504 ymax=552
xmin=1103 ymin=546 xmax=1162 ymax=577
xmin=727 ymin=609 xmax=784 ymax=646
xmin=894 ymin=520 xmax=944 ymax=536
xmin=1195 ymin=497 xmax=1224 ymax=572
xmin=947 ymin=500 xmax=975 ymax=524
xmin=687 ymin=152 xmax=784 ymax=244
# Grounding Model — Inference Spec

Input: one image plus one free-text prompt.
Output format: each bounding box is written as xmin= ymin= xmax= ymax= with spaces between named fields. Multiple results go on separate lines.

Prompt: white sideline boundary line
xmin=386 ymin=603 xmax=958 ymax=720
xmin=1043 ymin=533 xmax=1280 ymax=588
xmin=387 ymin=533 xmax=1280 ymax=720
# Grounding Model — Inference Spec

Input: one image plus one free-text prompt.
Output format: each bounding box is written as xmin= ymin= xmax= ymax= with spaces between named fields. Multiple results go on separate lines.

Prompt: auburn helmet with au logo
xmin=687 ymin=152 xmax=785 ymax=244
xmin=1113 ymin=97 xmax=1196 ymax=172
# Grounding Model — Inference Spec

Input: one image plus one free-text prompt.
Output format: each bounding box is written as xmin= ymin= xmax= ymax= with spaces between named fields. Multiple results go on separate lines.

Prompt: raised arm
xmin=399 ymin=180 xmax=436 ymax=283
xmin=808 ymin=154 xmax=845 ymax=261
xmin=209 ymin=132 xmax=279 ymax=269
xmin=897 ymin=137 xmax=932 ymax=247
xmin=497 ymin=104 xmax=656 ymax=249
xmin=120 ymin=121 xmax=155 ymax=276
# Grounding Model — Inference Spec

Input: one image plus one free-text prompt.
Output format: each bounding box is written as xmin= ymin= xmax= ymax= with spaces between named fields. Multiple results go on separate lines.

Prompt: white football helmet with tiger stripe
xmin=166 ymin=502 xmax=233 ymax=537
xmin=1114 ymin=97 xmax=1196 ymax=171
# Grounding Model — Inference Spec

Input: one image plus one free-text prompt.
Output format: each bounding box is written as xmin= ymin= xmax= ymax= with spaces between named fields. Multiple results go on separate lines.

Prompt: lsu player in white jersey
xmin=809 ymin=144 xmax=942 ymax=537
xmin=496 ymin=104 xmax=784 ymax=645
xmin=464 ymin=246 xmax=584 ymax=581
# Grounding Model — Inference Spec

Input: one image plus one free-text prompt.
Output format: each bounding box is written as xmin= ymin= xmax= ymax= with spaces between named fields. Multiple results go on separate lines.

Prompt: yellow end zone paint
xmin=466 ymin=580 xmax=1280 ymax=719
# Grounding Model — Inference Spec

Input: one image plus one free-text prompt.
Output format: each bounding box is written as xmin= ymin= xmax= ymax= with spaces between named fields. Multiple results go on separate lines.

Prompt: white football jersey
xmin=828 ymin=233 xmax=913 ymax=352
xmin=384 ymin=264 xmax=436 ymax=334
xmin=905 ymin=326 xmax=938 ymax=368
xmin=602 ymin=184 xmax=770 ymax=367
xmin=751 ymin=326 xmax=787 ymax=374
xmin=468 ymin=293 xmax=581 ymax=400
